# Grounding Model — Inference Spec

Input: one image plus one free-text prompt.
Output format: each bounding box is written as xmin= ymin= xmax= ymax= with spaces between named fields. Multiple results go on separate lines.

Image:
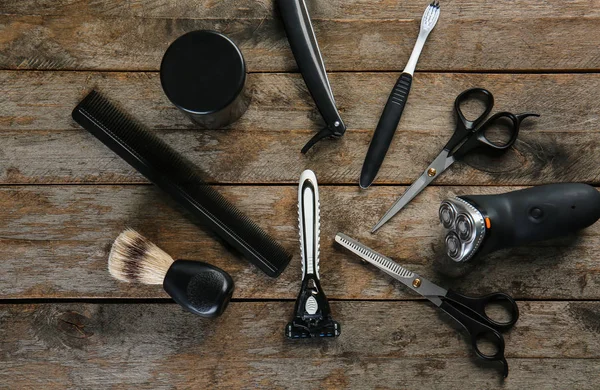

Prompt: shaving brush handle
xmin=463 ymin=183 xmax=600 ymax=255
xmin=163 ymin=260 xmax=234 ymax=318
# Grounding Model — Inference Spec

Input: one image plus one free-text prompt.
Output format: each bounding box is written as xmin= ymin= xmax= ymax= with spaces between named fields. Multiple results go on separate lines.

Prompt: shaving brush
xmin=109 ymin=229 xmax=234 ymax=317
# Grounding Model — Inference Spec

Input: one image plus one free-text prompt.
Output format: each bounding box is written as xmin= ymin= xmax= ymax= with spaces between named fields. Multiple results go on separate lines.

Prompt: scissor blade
xmin=335 ymin=233 xmax=414 ymax=280
xmin=335 ymin=233 xmax=447 ymax=303
xmin=372 ymin=151 xmax=454 ymax=232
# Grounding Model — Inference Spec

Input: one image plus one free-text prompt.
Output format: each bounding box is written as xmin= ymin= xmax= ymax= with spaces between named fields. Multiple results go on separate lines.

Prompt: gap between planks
xmin=3 ymin=69 xmax=600 ymax=75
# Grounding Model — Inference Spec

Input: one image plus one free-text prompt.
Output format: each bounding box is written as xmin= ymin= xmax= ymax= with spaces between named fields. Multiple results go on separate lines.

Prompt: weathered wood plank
xmin=4 ymin=0 xmax=600 ymax=20
xmin=2 ymin=71 xmax=599 ymax=133
xmin=2 ymin=71 xmax=599 ymax=184
xmin=1 ymin=185 xmax=600 ymax=299
xmin=2 ymin=2 xmax=598 ymax=388
xmin=0 ymin=129 xmax=596 ymax=185
xmin=6 ymin=357 xmax=598 ymax=390
xmin=1 ymin=9 xmax=599 ymax=71
xmin=1 ymin=302 xmax=600 ymax=389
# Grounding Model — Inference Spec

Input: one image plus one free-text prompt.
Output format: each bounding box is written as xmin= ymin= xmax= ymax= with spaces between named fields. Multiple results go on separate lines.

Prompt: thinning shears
xmin=372 ymin=88 xmax=539 ymax=232
xmin=335 ymin=233 xmax=519 ymax=377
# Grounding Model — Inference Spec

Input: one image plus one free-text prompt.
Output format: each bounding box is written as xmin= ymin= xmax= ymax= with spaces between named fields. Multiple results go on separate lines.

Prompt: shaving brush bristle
xmin=108 ymin=229 xmax=174 ymax=284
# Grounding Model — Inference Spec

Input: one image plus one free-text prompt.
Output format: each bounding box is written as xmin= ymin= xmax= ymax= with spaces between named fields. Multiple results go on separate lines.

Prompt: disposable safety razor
xmin=277 ymin=0 xmax=346 ymax=153
xmin=286 ymin=170 xmax=341 ymax=338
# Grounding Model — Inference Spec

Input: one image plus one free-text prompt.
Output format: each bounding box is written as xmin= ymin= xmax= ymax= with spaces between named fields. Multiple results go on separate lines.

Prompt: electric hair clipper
xmin=438 ymin=183 xmax=600 ymax=269
xmin=286 ymin=170 xmax=341 ymax=338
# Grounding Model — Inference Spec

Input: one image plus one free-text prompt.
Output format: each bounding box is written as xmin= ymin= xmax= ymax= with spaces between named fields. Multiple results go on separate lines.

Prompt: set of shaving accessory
xmin=66 ymin=0 xmax=600 ymax=378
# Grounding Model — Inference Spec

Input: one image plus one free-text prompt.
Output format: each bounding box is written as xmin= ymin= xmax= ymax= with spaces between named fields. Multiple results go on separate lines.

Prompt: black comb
xmin=73 ymin=90 xmax=292 ymax=277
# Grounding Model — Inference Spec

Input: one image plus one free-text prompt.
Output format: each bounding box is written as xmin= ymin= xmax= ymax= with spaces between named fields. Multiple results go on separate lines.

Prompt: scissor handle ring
xmin=475 ymin=112 xmax=520 ymax=151
xmin=471 ymin=327 xmax=506 ymax=361
xmin=439 ymin=299 xmax=511 ymax=376
xmin=454 ymin=88 xmax=495 ymax=130
xmin=477 ymin=292 xmax=520 ymax=328
xmin=472 ymin=330 xmax=510 ymax=377
xmin=471 ymin=327 xmax=510 ymax=377
xmin=445 ymin=290 xmax=520 ymax=330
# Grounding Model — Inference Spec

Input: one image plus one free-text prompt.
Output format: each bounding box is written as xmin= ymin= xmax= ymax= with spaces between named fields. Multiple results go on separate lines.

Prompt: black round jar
xmin=160 ymin=30 xmax=249 ymax=129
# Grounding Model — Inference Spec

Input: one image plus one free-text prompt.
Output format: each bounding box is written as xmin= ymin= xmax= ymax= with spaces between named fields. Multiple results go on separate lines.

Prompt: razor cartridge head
xmin=286 ymin=318 xmax=340 ymax=338
xmin=286 ymin=276 xmax=341 ymax=339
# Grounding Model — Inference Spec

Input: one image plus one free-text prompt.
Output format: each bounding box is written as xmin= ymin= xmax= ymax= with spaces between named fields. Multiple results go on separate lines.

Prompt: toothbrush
xmin=359 ymin=1 xmax=441 ymax=189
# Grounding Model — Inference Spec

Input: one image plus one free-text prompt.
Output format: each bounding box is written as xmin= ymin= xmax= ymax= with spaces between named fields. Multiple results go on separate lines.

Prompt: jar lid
xmin=160 ymin=30 xmax=246 ymax=115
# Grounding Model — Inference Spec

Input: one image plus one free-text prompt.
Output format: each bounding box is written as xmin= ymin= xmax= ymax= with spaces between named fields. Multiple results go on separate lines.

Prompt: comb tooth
xmin=73 ymin=91 xmax=292 ymax=277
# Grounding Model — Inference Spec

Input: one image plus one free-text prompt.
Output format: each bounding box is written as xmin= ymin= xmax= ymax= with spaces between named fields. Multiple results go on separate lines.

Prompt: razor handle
xmin=299 ymin=171 xmax=320 ymax=281
xmin=463 ymin=183 xmax=600 ymax=257
xmin=287 ymin=170 xmax=340 ymax=338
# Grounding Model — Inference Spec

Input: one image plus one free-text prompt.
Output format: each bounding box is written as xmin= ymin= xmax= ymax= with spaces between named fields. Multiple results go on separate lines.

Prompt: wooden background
xmin=1 ymin=0 xmax=600 ymax=388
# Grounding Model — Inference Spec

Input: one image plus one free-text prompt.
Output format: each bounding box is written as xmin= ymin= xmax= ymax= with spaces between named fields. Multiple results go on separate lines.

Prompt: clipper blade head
xmin=439 ymin=197 xmax=486 ymax=263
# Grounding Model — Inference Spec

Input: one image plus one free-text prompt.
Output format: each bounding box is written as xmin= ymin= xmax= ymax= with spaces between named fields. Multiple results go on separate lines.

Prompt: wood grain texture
xmin=2 ymin=72 xmax=600 ymax=185
xmin=2 ymin=1 xmax=600 ymax=387
xmin=1 ymin=301 xmax=600 ymax=389
xmin=0 ymin=129 xmax=595 ymax=185
xmin=4 ymin=0 xmax=600 ymax=19
xmin=1 ymin=1 xmax=600 ymax=71
xmin=2 ymin=71 xmax=599 ymax=133
xmin=1 ymin=185 xmax=600 ymax=300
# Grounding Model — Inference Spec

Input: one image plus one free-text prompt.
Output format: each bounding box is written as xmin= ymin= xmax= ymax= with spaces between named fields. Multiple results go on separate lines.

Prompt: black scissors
xmin=372 ymin=88 xmax=539 ymax=232
xmin=335 ymin=233 xmax=519 ymax=377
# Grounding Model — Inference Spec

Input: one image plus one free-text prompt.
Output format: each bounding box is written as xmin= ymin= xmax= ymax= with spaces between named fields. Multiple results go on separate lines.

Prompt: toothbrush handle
xmin=360 ymin=72 xmax=413 ymax=188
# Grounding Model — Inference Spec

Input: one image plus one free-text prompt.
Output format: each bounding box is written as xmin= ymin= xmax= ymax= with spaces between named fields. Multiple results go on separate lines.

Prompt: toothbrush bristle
xmin=421 ymin=1 xmax=441 ymax=31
